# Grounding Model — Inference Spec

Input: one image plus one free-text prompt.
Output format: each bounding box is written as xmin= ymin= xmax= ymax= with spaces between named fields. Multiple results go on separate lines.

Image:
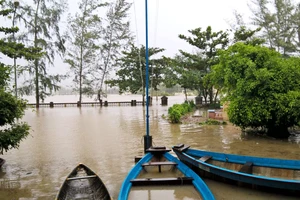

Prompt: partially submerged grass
xmin=199 ymin=119 xmax=227 ymax=125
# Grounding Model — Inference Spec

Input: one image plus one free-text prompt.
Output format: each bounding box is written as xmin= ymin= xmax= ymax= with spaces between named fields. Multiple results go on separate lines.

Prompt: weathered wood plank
xmin=131 ymin=177 xmax=194 ymax=186
xmin=67 ymin=175 xmax=97 ymax=181
xmin=142 ymin=161 xmax=177 ymax=172
xmin=142 ymin=161 xmax=177 ymax=167
xmin=146 ymin=147 xmax=171 ymax=154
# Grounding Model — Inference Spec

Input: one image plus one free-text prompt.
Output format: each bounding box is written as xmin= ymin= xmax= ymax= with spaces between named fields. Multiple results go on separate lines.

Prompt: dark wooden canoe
xmin=118 ymin=146 xmax=215 ymax=200
xmin=56 ymin=163 xmax=112 ymax=200
xmin=0 ymin=158 xmax=5 ymax=168
xmin=173 ymin=144 xmax=300 ymax=193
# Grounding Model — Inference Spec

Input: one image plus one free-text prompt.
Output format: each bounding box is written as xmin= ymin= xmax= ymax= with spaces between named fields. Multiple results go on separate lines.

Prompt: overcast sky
xmin=129 ymin=0 xmax=251 ymax=56
xmin=66 ymin=0 xmax=252 ymax=57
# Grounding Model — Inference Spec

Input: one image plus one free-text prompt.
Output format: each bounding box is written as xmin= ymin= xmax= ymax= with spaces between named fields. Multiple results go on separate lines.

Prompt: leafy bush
xmin=168 ymin=107 xmax=181 ymax=123
xmin=212 ymin=43 xmax=300 ymax=138
xmin=168 ymin=101 xmax=196 ymax=123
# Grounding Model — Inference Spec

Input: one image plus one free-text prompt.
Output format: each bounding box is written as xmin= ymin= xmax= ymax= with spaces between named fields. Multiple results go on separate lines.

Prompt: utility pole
xmin=144 ymin=0 xmax=152 ymax=153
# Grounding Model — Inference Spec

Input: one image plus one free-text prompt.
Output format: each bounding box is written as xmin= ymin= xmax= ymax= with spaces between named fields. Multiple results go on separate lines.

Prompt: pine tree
xmin=0 ymin=0 xmax=42 ymax=155
xmin=65 ymin=0 xmax=107 ymax=103
xmin=16 ymin=0 xmax=67 ymax=107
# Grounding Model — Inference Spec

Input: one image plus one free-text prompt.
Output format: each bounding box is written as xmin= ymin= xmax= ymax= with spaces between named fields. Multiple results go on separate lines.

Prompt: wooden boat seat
xmin=142 ymin=161 xmax=177 ymax=167
xmin=146 ymin=147 xmax=171 ymax=154
xmin=142 ymin=161 xmax=177 ymax=172
xmin=199 ymin=156 xmax=212 ymax=162
xmin=130 ymin=177 xmax=194 ymax=186
xmin=67 ymin=175 xmax=97 ymax=181
xmin=151 ymin=146 xmax=166 ymax=149
xmin=239 ymin=162 xmax=253 ymax=174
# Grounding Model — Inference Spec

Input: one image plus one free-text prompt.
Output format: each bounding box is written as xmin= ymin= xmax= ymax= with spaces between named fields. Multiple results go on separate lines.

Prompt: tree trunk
xmin=209 ymin=86 xmax=213 ymax=104
xmin=34 ymin=0 xmax=40 ymax=108
xmin=267 ymin=125 xmax=290 ymax=139
xmin=142 ymin=94 xmax=145 ymax=106
xmin=214 ymin=89 xmax=219 ymax=104
xmin=34 ymin=59 xmax=39 ymax=108
xmin=79 ymin=66 xmax=82 ymax=103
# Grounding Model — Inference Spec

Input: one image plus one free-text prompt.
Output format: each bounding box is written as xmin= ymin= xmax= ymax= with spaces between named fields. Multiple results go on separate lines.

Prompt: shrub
xmin=168 ymin=101 xmax=195 ymax=123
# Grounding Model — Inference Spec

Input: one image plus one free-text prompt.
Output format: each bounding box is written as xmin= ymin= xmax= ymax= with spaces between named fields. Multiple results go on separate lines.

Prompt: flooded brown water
xmin=0 ymin=95 xmax=300 ymax=200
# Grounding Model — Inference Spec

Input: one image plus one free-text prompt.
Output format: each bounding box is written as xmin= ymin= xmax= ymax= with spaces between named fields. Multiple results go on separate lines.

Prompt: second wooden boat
xmin=118 ymin=146 xmax=215 ymax=200
xmin=56 ymin=163 xmax=112 ymax=200
xmin=173 ymin=144 xmax=300 ymax=193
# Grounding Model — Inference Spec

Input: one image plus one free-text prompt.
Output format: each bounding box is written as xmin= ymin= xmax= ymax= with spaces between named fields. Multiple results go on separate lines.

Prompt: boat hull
xmin=173 ymin=145 xmax=300 ymax=193
xmin=56 ymin=164 xmax=111 ymax=200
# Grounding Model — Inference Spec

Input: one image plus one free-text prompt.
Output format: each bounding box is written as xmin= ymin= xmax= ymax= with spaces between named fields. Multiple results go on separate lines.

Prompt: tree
xmin=94 ymin=0 xmax=132 ymax=102
xmin=250 ymin=0 xmax=299 ymax=55
xmin=178 ymin=26 xmax=229 ymax=103
xmin=15 ymin=0 xmax=67 ymax=107
xmin=205 ymin=25 xmax=265 ymax=99
xmin=65 ymin=0 xmax=107 ymax=103
xmin=212 ymin=42 xmax=300 ymax=138
xmin=106 ymin=44 xmax=164 ymax=104
xmin=0 ymin=0 xmax=42 ymax=154
xmin=164 ymin=55 xmax=202 ymax=101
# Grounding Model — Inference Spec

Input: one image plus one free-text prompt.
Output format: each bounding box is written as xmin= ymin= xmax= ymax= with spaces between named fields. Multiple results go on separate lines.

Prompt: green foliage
xmin=0 ymin=122 xmax=30 ymax=155
xmin=106 ymin=44 xmax=165 ymax=103
xmin=164 ymin=55 xmax=203 ymax=101
xmin=168 ymin=107 xmax=181 ymax=123
xmin=0 ymin=0 xmax=35 ymax=154
xmin=0 ymin=89 xmax=27 ymax=126
xmin=212 ymin=42 xmax=300 ymax=138
xmin=15 ymin=0 xmax=67 ymax=107
xmin=177 ymin=26 xmax=229 ymax=104
xmin=199 ymin=119 xmax=227 ymax=125
xmin=168 ymin=101 xmax=196 ymax=123
xmin=0 ymin=40 xmax=43 ymax=60
xmin=250 ymin=0 xmax=299 ymax=55
xmin=0 ymin=63 xmax=10 ymax=87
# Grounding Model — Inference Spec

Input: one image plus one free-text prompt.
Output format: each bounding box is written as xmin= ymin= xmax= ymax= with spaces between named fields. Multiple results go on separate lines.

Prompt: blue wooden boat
xmin=173 ymin=144 xmax=300 ymax=193
xmin=56 ymin=163 xmax=112 ymax=200
xmin=118 ymin=146 xmax=215 ymax=200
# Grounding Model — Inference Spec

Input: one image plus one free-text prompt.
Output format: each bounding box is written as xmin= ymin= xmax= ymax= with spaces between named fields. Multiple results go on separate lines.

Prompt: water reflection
xmin=0 ymin=95 xmax=299 ymax=199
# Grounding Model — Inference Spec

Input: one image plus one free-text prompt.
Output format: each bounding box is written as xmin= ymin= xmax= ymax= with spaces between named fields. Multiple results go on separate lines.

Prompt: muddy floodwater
xmin=0 ymin=95 xmax=299 ymax=200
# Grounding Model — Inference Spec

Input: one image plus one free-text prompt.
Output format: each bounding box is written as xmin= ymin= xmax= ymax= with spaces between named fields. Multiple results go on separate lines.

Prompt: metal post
xmin=144 ymin=0 xmax=152 ymax=152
